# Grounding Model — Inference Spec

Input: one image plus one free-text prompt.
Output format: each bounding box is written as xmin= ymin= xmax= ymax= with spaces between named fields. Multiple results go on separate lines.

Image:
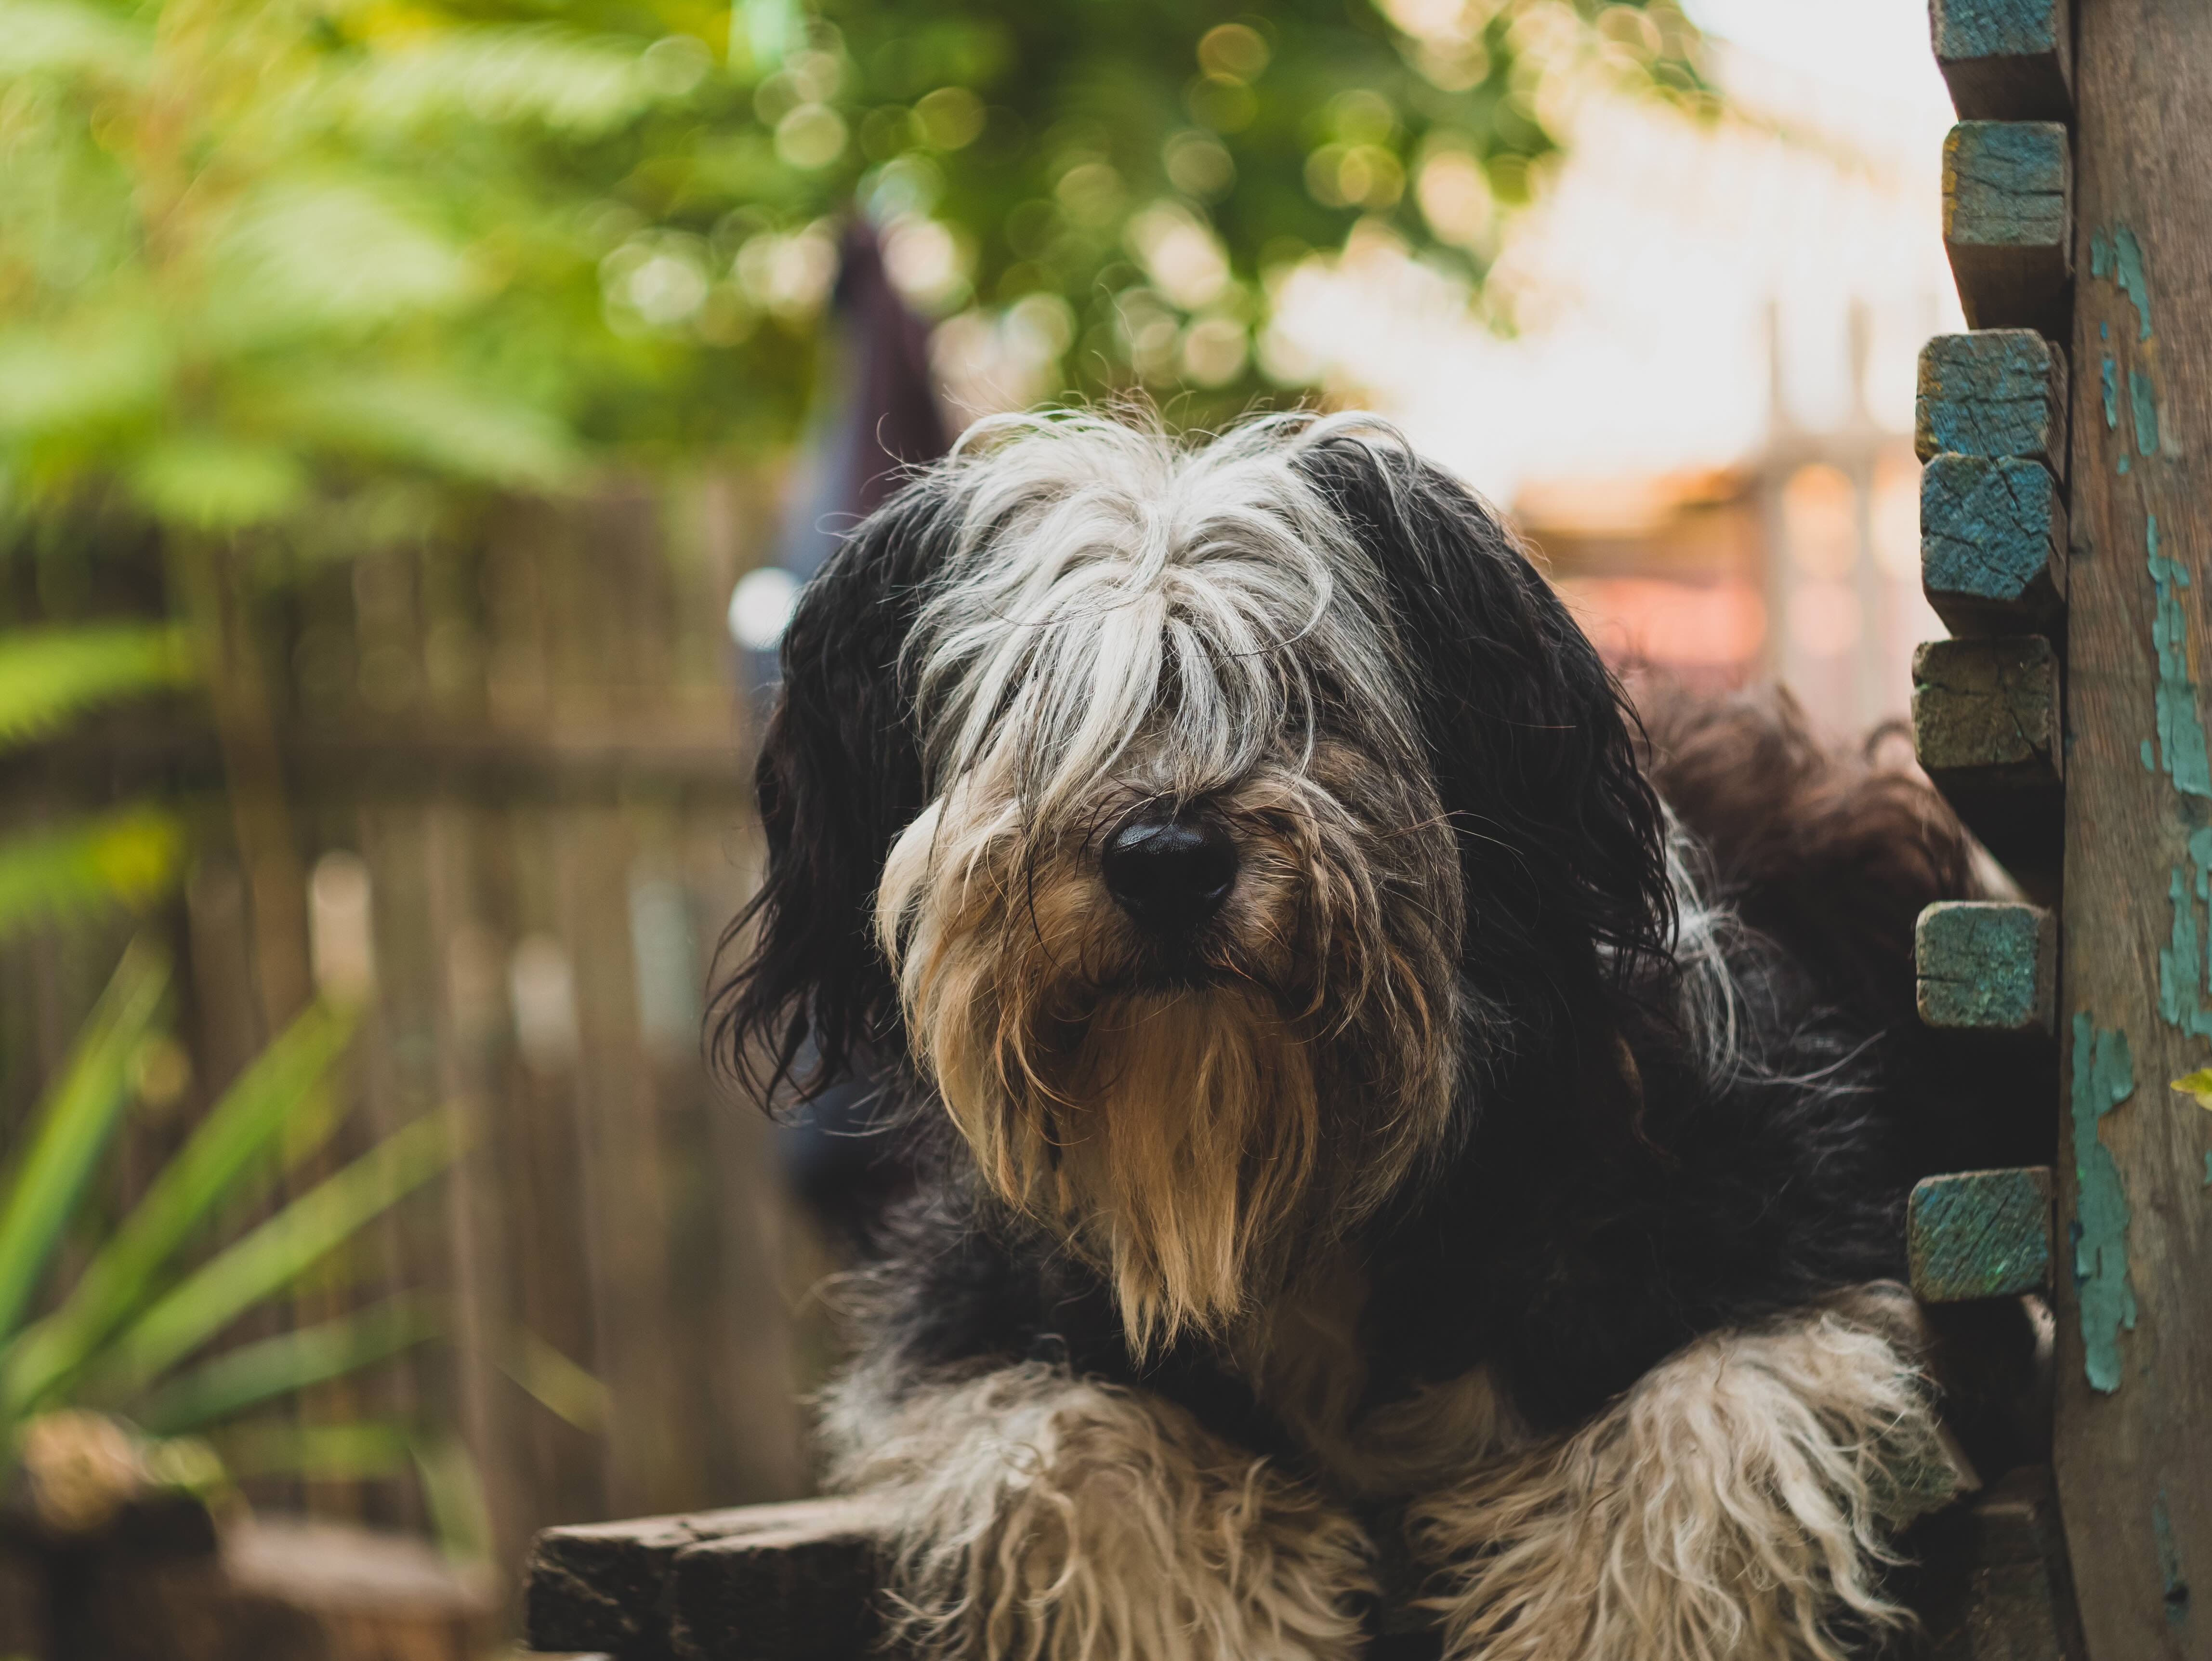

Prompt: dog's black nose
xmin=1101 ymin=809 xmax=1238 ymax=932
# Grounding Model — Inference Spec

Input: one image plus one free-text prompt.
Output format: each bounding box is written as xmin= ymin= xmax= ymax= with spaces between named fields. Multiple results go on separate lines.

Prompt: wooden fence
xmin=0 ymin=473 xmax=816 ymax=1592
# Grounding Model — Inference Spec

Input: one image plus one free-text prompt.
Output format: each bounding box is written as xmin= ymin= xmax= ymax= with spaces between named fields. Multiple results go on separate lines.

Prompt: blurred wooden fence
xmin=0 ymin=474 xmax=813 ymax=1586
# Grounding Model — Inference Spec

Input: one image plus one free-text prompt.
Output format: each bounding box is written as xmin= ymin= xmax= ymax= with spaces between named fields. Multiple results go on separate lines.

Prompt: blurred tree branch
xmin=0 ymin=0 xmax=1709 ymax=532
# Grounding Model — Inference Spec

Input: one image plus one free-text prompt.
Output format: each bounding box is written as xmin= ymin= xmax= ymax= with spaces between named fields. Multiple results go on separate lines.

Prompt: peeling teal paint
xmin=2148 ymin=516 xmax=2212 ymax=797
xmin=2121 ymin=455 xmax=2133 ymax=475
xmin=2103 ymin=357 xmax=2120 ymax=429
xmin=2115 ymin=225 xmax=2153 ymax=341
xmin=2092 ymin=227 xmax=2112 ymax=277
xmin=2069 ymin=1015 xmax=2138 ymax=1394
xmin=2145 ymin=738 xmax=2158 ymax=770
xmin=2158 ymin=829 xmax=2212 ymax=1036
xmin=2102 ymin=319 xmax=2111 ymax=342
xmin=2133 ymin=370 xmax=2162 ymax=456
xmin=2204 ymin=1150 xmax=2212 ymax=1187
xmin=2155 ymin=1489 xmax=2191 ymax=1627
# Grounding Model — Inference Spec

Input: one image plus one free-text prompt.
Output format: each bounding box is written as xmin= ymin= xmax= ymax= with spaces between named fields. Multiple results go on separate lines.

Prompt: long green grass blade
xmin=79 ymin=1116 xmax=452 ymax=1397
xmin=211 ymin=1419 xmax=414 ymax=1480
xmin=0 ymin=625 xmax=194 ymax=751
xmin=411 ymin=1433 xmax=492 ymax=1564
xmin=500 ymin=1326 xmax=608 ymax=1433
xmin=0 ymin=805 xmax=184 ymax=942
xmin=2 ymin=1001 xmax=357 ymax=1415
xmin=131 ymin=1295 xmax=437 ymax=1436
xmin=0 ymin=939 xmax=168 ymax=1341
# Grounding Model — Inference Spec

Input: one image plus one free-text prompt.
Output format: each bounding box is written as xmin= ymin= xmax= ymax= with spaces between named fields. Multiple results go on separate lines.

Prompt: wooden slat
xmin=1918 ymin=901 xmax=2058 ymax=1035
xmin=1943 ymin=121 xmax=2074 ymax=339
xmin=1931 ymin=0 xmax=2074 ymax=121
xmin=1922 ymin=454 xmax=2068 ymax=634
xmin=525 ymin=1499 xmax=886 ymax=1661
xmin=1917 ymin=330 xmax=2070 ymax=471
xmin=525 ymin=1480 xmax=2098 ymax=1661
xmin=668 ymin=1511 xmax=884 ymax=1661
xmin=1909 ymin=1167 xmax=2055 ymax=1301
xmin=1913 ymin=635 xmax=2063 ymax=788
xmin=1912 ymin=636 xmax=2064 ymax=889
xmin=2056 ymin=0 xmax=2212 ymax=1652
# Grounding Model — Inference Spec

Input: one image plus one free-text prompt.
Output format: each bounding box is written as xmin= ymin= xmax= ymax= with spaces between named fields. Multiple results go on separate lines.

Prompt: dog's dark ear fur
xmin=712 ymin=478 xmax=957 ymax=1104
xmin=1296 ymin=432 xmax=1672 ymax=1034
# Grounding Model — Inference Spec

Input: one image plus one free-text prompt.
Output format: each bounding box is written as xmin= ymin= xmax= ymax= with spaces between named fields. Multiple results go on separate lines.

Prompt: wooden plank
xmin=1913 ymin=635 xmax=2063 ymax=788
xmin=1912 ymin=636 xmax=2064 ymax=890
xmin=1918 ymin=901 xmax=2058 ymax=1034
xmin=1944 ymin=122 xmax=2074 ymax=339
xmin=1917 ymin=330 xmax=2070 ymax=471
xmin=668 ymin=1511 xmax=885 ymax=1661
xmin=1922 ymin=454 xmax=2068 ymax=634
xmin=1932 ymin=0 xmax=2075 ymax=121
xmin=2055 ymin=1 xmax=2212 ymax=1654
xmin=524 ymin=1499 xmax=885 ymax=1661
xmin=525 ymin=1480 xmax=2101 ymax=1661
xmin=1909 ymin=1166 xmax=2055 ymax=1301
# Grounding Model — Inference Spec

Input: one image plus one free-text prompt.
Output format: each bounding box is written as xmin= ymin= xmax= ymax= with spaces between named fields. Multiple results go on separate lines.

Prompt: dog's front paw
xmin=1409 ymin=1304 xmax=1959 ymax=1661
xmin=836 ymin=1362 xmax=1374 ymax=1661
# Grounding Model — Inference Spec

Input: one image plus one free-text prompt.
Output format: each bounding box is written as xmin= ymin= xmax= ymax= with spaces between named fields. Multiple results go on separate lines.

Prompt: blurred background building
xmin=0 ymin=0 xmax=1962 ymax=1649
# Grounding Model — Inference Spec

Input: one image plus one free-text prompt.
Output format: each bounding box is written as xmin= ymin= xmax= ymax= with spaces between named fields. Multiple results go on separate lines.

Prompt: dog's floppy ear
xmin=1295 ymin=430 xmax=1671 ymax=1026
xmin=713 ymin=477 xmax=957 ymax=1104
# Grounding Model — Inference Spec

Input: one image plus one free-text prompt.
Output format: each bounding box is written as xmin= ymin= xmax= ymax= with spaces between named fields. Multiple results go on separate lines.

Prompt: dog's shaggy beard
xmin=884 ymin=775 xmax=1451 ymax=1357
xmin=874 ymin=413 xmax=1466 ymax=1355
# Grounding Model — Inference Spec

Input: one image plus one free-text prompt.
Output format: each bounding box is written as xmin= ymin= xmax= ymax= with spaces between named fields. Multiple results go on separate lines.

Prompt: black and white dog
xmin=718 ymin=411 xmax=2043 ymax=1661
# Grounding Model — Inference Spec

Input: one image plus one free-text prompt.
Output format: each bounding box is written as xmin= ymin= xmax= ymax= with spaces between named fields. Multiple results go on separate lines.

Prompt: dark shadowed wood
xmin=1915 ymin=1466 xmax=2088 ymax=1661
xmin=1909 ymin=1167 xmax=2055 ymax=1301
xmin=1931 ymin=0 xmax=2075 ymax=121
xmin=1944 ymin=122 xmax=2074 ymax=339
xmin=1914 ymin=637 xmax=2064 ymax=789
xmin=1922 ymin=455 xmax=2067 ymax=635
xmin=1918 ymin=330 xmax=2070 ymax=472
xmin=1918 ymin=901 xmax=2057 ymax=1034
xmin=667 ymin=1507 xmax=886 ymax=1661
xmin=1912 ymin=637 xmax=2064 ymax=887
xmin=527 ymin=1499 xmax=888 ymax=1661
xmin=2055 ymin=1 xmax=2212 ymax=1656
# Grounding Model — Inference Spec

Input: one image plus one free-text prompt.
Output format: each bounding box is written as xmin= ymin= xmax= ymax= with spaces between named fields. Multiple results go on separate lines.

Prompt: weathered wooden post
xmin=1913 ymin=0 xmax=2212 ymax=1654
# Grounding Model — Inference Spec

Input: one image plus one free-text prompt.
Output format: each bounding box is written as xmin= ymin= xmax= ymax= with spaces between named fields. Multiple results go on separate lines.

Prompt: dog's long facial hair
xmin=872 ymin=419 xmax=1463 ymax=1355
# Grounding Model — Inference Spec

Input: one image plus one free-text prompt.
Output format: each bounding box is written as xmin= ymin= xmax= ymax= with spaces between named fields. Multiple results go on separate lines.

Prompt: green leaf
xmin=0 ymin=806 xmax=184 ymax=941
xmin=0 ymin=0 xmax=153 ymax=82
xmin=264 ymin=371 xmax=578 ymax=491
xmin=0 ymin=310 xmax=169 ymax=437
xmin=2 ymin=1002 xmax=358 ymax=1416
xmin=411 ymin=1433 xmax=493 ymax=1563
xmin=0 ymin=939 xmax=169 ymax=1342
xmin=127 ymin=435 xmax=308 ymax=530
xmin=500 ymin=1326 xmax=608 ymax=1433
xmin=329 ymin=26 xmax=668 ymax=140
xmin=199 ymin=177 xmax=476 ymax=343
xmin=210 ymin=1418 xmax=415 ymax=1480
xmin=76 ymin=1115 xmax=453 ymax=1396
xmin=2171 ymin=1068 xmax=2212 ymax=1111
xmin=0 ymin=625 xmax=196 ymax=750
xmin=130 ymin=1295 xmax=437 ymax=1435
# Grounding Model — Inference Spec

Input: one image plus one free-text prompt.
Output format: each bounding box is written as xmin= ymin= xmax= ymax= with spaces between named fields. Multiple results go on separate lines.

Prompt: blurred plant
xmin=0 ymin=943 xmax=460 ymax=1530
xmin=0 ymin=643 xmax=461 ymax=1548
xmin=0 ymin=0 xmax=1705 ymax=536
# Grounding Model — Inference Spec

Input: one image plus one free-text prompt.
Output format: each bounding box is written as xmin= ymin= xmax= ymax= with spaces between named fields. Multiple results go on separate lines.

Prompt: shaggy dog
xmin=717 ymin=411 xmax=2047 ymax=1661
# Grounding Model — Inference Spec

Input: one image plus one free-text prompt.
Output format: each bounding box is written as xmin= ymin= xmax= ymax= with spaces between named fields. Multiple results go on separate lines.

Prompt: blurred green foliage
xmin=0 ymin=0 xmax=1702 ymax=530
